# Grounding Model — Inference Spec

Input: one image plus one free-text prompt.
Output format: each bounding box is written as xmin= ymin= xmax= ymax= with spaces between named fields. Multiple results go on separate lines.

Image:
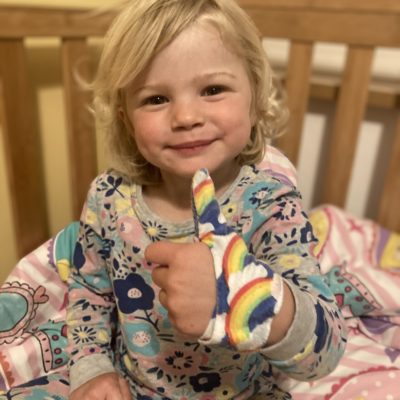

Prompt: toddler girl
xmin=67 ymin=0 xmax=347 ymax=398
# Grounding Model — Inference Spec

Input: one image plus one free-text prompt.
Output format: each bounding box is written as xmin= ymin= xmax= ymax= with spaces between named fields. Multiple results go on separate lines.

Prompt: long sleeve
xmin=248 ymin=182 xmax=346 ymax=380
xmin=193 ymin=167 xmax=347 ymax=381
xmin=66 ymin=177 xmax=117 ymax=392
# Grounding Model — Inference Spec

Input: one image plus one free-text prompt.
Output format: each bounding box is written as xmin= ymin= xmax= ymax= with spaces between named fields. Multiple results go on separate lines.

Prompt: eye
xmin=202 ymin=85 xmax=226 ymax=96
xmin=143 ymin=95 xmax=168 ymax=105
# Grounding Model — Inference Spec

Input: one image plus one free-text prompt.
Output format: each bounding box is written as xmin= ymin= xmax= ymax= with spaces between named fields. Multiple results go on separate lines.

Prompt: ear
xmin=118 ymin=106 xmax=134 ymax=134
xmin=118 ymin=107 xmax=127 ymax=128
xmin=118 ymin=106 xmax=126 ymax=121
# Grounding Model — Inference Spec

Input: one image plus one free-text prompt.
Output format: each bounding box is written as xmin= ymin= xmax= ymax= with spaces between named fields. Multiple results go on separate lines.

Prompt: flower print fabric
xmin=114 ymin=273 xmax=155 ymax=314
xmin=67 ymin=155 xmax=346 ymax=398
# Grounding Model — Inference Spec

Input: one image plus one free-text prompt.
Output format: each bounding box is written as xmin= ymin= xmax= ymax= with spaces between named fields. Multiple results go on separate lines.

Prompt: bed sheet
xmin=0 ymin=205 xmax=399 ymax=399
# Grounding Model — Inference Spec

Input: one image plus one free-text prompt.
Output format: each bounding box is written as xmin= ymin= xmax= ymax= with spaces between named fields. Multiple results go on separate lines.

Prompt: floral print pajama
xmin=67 ymin=162 xmax=346 ymax=399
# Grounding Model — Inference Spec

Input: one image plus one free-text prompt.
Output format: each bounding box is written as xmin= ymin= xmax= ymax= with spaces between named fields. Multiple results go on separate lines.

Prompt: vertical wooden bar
xmin=377 ymin=116 xmax=400 ymax=232
xmin=318 ymin=46 xmax=374 ymax=206
xmin=0 ymin=39 xmax=49 ymax=256
xmin=62 ymin=38 xmax=97 ymax=219
xmin=274 ymin=40 xmax=313 ymax=165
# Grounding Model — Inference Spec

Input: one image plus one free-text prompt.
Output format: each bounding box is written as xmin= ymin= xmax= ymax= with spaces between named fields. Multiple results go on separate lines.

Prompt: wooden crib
xmin=1 ymin=0 xmax=399 ymax=263
xmin=1 ymin=3 xmax=400 ymax=398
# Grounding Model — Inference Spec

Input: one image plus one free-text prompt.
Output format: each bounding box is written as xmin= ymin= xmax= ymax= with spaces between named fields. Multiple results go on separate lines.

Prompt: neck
xmin=142 ymin=178 xmax=192 ymax=222
xmin=143 ymin=163 xmax=242 ymax=222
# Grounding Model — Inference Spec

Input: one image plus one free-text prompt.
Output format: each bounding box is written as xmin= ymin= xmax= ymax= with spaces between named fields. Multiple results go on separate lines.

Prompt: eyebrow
xmin=134 ymin=71 xmax=237 ymax=93
xmin=199 ymin=71 xmax=237 ymax=79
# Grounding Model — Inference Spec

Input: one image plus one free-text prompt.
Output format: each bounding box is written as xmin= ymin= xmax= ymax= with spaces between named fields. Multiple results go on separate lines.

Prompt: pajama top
xmin=67 ymin=157 xmax=346 ymax=399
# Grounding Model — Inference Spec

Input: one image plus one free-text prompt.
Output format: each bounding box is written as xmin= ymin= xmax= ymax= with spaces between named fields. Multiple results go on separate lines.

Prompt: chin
xmin=177 ymin=164 xmax=212 ymax=176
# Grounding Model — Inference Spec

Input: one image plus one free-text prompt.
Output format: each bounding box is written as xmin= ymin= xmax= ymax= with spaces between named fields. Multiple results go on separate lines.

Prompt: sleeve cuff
xmin=262 ymin=281 xmax=316 ymax=361
xmin=69 ymin=353 xmax=116 ymax=393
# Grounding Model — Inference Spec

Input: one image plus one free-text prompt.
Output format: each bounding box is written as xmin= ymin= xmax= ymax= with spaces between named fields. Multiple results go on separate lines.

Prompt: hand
xmin=145 ymin=240 xmax=216 ymax=338
xmin=69 ymin=372 xmax=131 ymax=400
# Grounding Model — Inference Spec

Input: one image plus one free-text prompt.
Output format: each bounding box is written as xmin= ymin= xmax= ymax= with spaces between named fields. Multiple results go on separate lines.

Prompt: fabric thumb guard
xmin=191 ymin=169 xmax=284 ymax=351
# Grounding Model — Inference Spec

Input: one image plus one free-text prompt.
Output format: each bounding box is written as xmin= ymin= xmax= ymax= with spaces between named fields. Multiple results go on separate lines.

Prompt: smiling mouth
xmin=167 ymin=140 xmax=217 ymax=156
xmin=170 ymin=140 xmax=214 ymax=150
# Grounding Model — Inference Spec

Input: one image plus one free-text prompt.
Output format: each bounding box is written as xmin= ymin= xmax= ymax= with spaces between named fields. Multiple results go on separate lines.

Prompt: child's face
xmin=124 ymin=22 xmax=254 ymax=185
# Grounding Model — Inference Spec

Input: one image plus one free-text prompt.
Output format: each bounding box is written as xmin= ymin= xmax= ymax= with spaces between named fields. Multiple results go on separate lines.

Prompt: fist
xmin=69 ymin=372 xmax=131 ymax=400
xmin=145 ymin=241 xmax=216 ymax=337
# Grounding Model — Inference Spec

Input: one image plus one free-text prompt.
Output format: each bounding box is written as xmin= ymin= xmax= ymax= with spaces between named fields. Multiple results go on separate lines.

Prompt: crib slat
xmin=239 ymin=0 xmax=400 ymax=13
xmin=0 ymin=7 xmax=113 ymax=38
xmin=61 ymin=38 xmax=97 ymax=219
xmin=244 ymin=8 xmax=400 ymax=47
xmin=319 ymin=46 xmax=374 ymax=207
xmin=0 ymin=39 xmax=49 ymax=256
xmin=274 ymin=40 xmax=313 ymax=165
xmin=377 ymin=117 xmax=400 ymax=232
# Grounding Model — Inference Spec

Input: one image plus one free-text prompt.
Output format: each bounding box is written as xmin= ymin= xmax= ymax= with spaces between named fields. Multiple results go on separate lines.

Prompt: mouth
xmin=169 ymin=140 xmax=215 ymax=150
xmin=168 ymin=140 xmax=216 ymax=156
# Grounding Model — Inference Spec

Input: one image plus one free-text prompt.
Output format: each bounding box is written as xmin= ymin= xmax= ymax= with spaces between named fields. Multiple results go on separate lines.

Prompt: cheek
xmin=219 ymin=101 xmax=253 ymax=133
xmin=130 ymin=111 xmax=151 ymax=135
xmin=129 ymin=113 xmax=159 ymax=147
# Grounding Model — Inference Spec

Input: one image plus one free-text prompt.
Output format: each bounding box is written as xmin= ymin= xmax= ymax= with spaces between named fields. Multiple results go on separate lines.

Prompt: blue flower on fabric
xmin=125 ymin=322 xmax=160 ymax=356
xmin=300 ymin=221 xmax=317 ymax=244
xmin=314 ymin=303 xmax=329 ymax=353
xmin=189 ymin=372 xmax=221 ymax=393
xmin=73 ymin=242 xmax=85 ymax=270
xmin=98 ymin=175 xmax=124 ymax=197
xmin=114 ymin=273 xmax=154 ymax=314
xmin=137 ymin=395 xmax=153 ymax=400
xmin=249 ymin=188 xmax=272 ymax=207
xmin=235 ymin=353 xmax=262 ymax=391
xmin=243 ymin=182 xmax=281 ymax=210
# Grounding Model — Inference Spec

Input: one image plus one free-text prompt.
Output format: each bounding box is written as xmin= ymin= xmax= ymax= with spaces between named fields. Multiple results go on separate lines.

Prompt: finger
xmin=151 ymin=265 xmax=169 ymax=288
xmin=145 ymin=241 xmax=184 ymax=265
xmin=118 ymin=376 xmax=132 ymax=400
xmin=158 ymin=288 xmax=168 ymax=309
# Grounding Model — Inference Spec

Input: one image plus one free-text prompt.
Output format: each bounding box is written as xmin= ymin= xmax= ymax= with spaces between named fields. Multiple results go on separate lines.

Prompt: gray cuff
xmin=69 ymin=354 xmax=116 ymax=393
xmin=262 ymin=281 xmax=316 ymax=361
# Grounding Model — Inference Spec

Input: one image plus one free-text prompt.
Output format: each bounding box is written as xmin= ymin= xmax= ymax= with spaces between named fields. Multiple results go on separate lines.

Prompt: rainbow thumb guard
xmin=192 ymin=169 xmax=284 ymax=351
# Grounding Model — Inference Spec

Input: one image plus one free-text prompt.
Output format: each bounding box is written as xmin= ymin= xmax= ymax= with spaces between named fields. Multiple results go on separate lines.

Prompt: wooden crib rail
xmin=0 ymin=6 xmax=112 ymax=38
xmin=238 ymin=0 xmax=400 ymax=231
xmin=0 ymin=1 xmax=399 ymax=260
xmin=0 ymin=38 xmax=48 ymax=257
xmin=0 ymin=6 xmax=109 ymax=257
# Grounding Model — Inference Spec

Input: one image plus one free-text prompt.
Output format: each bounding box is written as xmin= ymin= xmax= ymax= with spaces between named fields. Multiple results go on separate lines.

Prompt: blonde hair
xmin=93 ymin=0 xmax=288 ymax=184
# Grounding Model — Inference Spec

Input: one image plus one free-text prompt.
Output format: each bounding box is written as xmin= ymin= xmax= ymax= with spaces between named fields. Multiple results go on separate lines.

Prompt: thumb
xmin=191 ymin=169 xmax=231 ymax=245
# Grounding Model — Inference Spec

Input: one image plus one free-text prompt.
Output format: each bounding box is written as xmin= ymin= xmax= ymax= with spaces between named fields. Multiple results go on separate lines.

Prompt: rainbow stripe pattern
xmin=226 ymin=277 xmax=276 ymax=345
xmin=192 ymin=169 xmax=283 ymax=350
xmin=222 ymin=234 xmax=247 ymax=277
xmin=192 ymin=171 xmax=215 ymax=216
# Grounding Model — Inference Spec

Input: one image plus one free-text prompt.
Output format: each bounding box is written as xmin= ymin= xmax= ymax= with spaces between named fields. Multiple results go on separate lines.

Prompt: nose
xmin=171 ymin=98 xmax=204 ymax=130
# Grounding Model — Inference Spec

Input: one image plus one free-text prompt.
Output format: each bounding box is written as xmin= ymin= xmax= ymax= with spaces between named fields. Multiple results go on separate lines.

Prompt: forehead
xmin=142 ymin=22 xmax=248 ymax=81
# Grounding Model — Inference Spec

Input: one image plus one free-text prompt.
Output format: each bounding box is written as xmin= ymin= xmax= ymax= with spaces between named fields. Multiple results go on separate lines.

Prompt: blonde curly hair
xmin=93 ymin=0 xmax=288 ymax=184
